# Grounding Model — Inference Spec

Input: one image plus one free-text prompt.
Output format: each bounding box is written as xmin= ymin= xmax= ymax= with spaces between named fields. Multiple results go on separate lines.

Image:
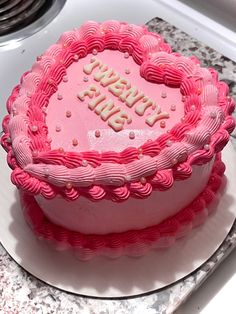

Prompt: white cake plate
xmin=0 ymin=142 xmax=235 ymax=298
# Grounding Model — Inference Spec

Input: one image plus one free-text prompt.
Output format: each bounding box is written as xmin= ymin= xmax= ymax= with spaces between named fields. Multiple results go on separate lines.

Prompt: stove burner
xmin=0 ymin=0 xmax=66 ymax=41
xmin=0 ymin=0 xmax=9 ymax=5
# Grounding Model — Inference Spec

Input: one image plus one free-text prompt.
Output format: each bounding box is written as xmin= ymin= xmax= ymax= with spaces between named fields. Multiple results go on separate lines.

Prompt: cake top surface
xmin=1 ymin=20 xmax=235 ymax=201
xmin=47 ymin=49 xmax=184 ymax=152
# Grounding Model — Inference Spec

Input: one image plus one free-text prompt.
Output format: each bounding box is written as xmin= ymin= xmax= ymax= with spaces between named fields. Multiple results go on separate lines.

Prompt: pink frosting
xmin=46 ymin=50 xmax=184 ymax=152
xmin=21 ymin=154 xmax=225 ymax=259
xmin=1 ymin=20 xmax=235 ymax=202
xmin=35 ymin=158 xmax=214 ymax=234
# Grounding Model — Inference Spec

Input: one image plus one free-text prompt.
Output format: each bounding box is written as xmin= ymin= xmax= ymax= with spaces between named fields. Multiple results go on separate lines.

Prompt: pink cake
xmin=1 ymin=20 xmax=235 ymax=260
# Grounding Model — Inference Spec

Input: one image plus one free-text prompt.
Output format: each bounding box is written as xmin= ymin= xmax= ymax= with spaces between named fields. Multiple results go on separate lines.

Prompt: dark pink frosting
xmin=21 ymin=154 xmax=225 ymax=259
xmin=1 ymin=20 xmax=235 ymax=202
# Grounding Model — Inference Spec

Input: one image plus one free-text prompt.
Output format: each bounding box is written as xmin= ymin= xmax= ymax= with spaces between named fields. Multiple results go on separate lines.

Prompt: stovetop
xmin=0 ymin=0 xmax=53 ymax=36
xmin=0 ymin=0 xmax=66 ymax=43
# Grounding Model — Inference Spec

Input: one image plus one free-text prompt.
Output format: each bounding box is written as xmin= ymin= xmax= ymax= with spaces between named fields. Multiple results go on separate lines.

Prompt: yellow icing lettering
xmin=108 ymin=78 xmax=131 ymax=97
xmin=146 ymin=107 xmax=169 ymax=127
xmin=94 ymin=64 xmax=120 ymax=87
xmin=83 ymin=57 xmax=100 ymax=75
xmin=77 ymin=84 xmax=100 ymax=101
xmin=119 ymin=86 xmax=144 ymax=108
xmin=108 ymin=111 xmax=132 ymax=132
xmin=135 ymin=97 xmax=155 ymax=116
xmin=88 ymin=94 xmax=106 ymax=110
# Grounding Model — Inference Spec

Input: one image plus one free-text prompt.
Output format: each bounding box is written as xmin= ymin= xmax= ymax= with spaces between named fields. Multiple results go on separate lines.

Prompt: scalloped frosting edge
xmin=1 ymin=20 xmax=235 ymax=201
xmin=21 ymin=154 xmax=225 ymax=260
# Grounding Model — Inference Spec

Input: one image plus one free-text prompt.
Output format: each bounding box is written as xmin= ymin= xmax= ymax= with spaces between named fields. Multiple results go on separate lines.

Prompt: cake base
xmin=0 ymin=142 xmax=235 ymax=298
xmin=21 ymin=155 xmax=223 ymax=260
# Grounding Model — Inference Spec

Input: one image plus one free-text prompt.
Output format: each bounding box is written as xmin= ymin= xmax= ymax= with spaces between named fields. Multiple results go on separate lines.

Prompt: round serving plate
xmin=0 ymin=142 xmax=235 ymax=298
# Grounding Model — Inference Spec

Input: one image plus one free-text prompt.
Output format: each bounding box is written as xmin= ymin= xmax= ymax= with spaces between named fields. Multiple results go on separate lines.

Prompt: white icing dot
xmin=31 ymin=125 xmax=38 ymax=132
xmin=197 ymin=88 xmax=202 ymax=95
xmin=63 ymin=75 xmax=68 ymax=82
xmin=166 ymin=140 xmax=173 ymax=147
xmin=42 ymin=107 xmax=47 ymax=113
xmin=182 ymin=96 xmax=186 ymax=102
xmin=170 ymin=104 xmax=176 ymax=111
xmin=58 ymin=147 xmax=64 ymax=153
xmin=204 ymin=144 xmax=210 ymax=151
xmin=32 ymin=150 xmax=38 ymax=157
xmin=55 ymin=125 xmax=61 ymax=132
xmin=160 ymin=120 xmax=166 ymax=128
xmin=140 ymin=177 xmax=147 ymax=185
xmin=210 ymin=112 xmax=217 ymax=119
xmin=92 ymin=49 xmax=98 ymax=55
xmin=83 ymin=76 xmax=89 ymax=82
xmin=129 ymin=131 xmax=135 ymax=139
xmin=124 ymin=52 xmax=129 ymax=58
xmin=190 ymin=105 xmax=196 ymax=111
xmin=72 ymin=138 xmax=78 ymax=146
xmin=172 ymin=158 xmax=178 ymax=165
xmin=27 ymin=92 xmax=31 ymax=98
xmin=90 ymin=57 xmax=96 ymax=62
xmin=66 ymin=111 xmax=71 ymax=118
xmin=125 ymin=68 xmax=130 ymax=74
xmin=82 ymin=160 xmax=88 ymax=167
xmin=6 ymin=137 xmax=11 ymax=143
xmin=74 ymin=54 xmax=79 ymax=61
xmin=66 ymin=182 xmax=72 ymax=189
xmin=95 ymin=130 xmax=101 ymax=138
xmin=44 ymin=167 xmax=49 ymax=178
xmin=161 ymin=91 xmax=167 ymax=98
xmin=126 ymin=175 xmax=131 ymax=182
xmin=57 ymin=93 xmax=63 ymax=100
xmin=100 ymin=26 xmax=105 ymax=32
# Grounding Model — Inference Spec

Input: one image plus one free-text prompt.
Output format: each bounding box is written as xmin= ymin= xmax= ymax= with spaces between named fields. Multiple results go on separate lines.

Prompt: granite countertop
xmin=0 ymin=17 xmax=236 ymax=314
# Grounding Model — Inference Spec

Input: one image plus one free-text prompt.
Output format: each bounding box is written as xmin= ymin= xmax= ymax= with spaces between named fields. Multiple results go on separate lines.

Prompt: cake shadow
xmin=7 ymin=187 xmax=236 ymax=299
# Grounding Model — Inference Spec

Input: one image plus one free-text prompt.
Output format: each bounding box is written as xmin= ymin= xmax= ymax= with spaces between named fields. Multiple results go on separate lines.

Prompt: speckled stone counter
xmin=1 ymin=17 xmax=236 ymax=314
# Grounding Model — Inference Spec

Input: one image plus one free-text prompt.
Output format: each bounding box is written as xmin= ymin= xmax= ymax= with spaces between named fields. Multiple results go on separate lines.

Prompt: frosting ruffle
xmin=1 ymin=20 xmax=235 ymax=201
xmin=21 ymin=154 xmax=225 ymax=260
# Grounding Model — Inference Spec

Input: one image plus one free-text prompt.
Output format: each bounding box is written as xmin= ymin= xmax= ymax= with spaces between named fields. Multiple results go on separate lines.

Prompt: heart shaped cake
xmin=1 ymin=20 xmax=235 ymax=260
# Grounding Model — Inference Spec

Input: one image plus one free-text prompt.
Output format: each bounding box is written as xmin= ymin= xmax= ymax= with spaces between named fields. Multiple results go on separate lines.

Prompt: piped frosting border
xmin=21 ymin=154 xmax=225 ymax=260
xmin=1 ymin=20 xmax=235 ymax=201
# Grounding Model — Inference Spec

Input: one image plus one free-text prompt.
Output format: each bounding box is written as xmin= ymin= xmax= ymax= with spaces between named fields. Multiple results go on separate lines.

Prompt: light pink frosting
xmin=1 ymin=20 xmax=235 ymax=202
xmin=21 ymin=154 xmax=225 ymax=259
